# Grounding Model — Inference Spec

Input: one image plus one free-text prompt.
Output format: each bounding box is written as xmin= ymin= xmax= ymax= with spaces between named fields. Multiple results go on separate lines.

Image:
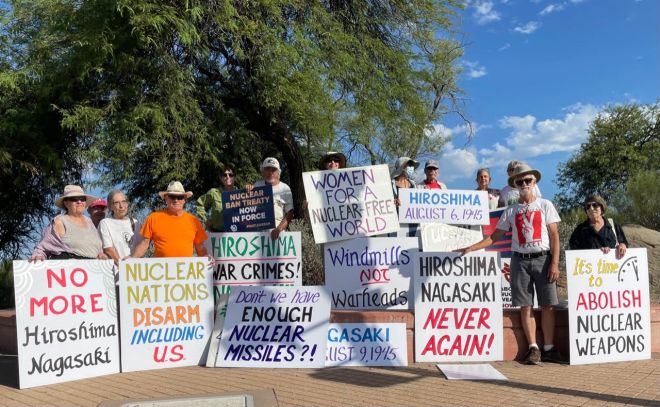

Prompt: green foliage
xmin=556 ymin=102 xmax=660 ymax=212
xmin=288 ymin=219 xmax=324 ymax=286
xmin=612 ymin=170 xmax=660 ymax=230
xmin=0 ymin=261 xmax=14 ymax=309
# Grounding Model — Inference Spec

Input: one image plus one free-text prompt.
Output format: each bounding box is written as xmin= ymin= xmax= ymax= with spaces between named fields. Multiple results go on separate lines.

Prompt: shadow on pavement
xmin=311 ymin=364 xmax=659 ymax=406
xmin=0 ymin=355 xmax=19 ymax=388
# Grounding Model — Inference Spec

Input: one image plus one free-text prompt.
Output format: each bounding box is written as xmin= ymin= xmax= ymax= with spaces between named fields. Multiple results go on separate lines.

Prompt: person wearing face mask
xmin=569 ymin=195 xmax=628 ymax=258
xmin=391 ymin=157 xmax=420 ymax=237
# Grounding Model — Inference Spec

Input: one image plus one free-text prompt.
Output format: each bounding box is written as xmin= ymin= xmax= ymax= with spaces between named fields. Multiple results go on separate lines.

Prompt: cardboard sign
xmin=118 ymin=257 xmax=214 ymax=372
xmin=205 ymin=232 xmax=302 ymax=288
xmin=324 ymin=237 xmax=417 ymax=310
xmin=303 ymin=165 xmax=399 ymax=243
xmin=420 ymin=223 xmax=483 ymax=252
xmin=398 ymin=189 xmax=489 ymax=225
xmin=483 ymin=209 xmax=512 ymax=257
xmin=222 ymin=186 xmax=275 ymax=232
xmin=216 ymin=286 xmax=330 ymax=368
xmin=325 ymin=323 xmax=408 ymax=367
xmin=13 ymin=260 xmax=120 ymax=388
xmin=566 ymin=249 xmax=651 ymax=365
xmin=414 ymin=252 xmax=503 ymax=362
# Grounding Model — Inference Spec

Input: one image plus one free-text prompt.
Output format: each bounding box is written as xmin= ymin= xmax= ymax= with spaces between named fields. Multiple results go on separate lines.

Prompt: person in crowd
xmin=391 ymin=156 xmax=419 ymax=237
xmin=498 ymin=160 xmax=542 ymax=207
xmin=129 ymin=181 xmax=209 ymax=258
xmin=569 ymin=195 xmax=628 ymax=258
xmin=87 ymin=198 xmax=107 ymax=227
xmin=458 ymin=164 xmax=562 ymax=364
xmin=249 ymin=157 xmax=294 ymax=240
xmin=475 ymin=168 xmax=500 ymax=210
xmin=195 ymin=166 xmax=238 ymax=232
xmin=30 ymin=185 xmax=107 ymax=260
xmin=98 ymin=190 xmax=135 ymax=265
xmin=417 ymin=160 xmax=447 ymax=190
xmin=318 ymin=151 xmax=347 ymax=170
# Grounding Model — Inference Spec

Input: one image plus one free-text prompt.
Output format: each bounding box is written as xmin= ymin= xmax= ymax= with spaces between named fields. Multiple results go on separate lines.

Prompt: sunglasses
xmin=168 ymin=195 xmax=186 ymax=201
xmin=222 ymin=173 xmax=234 ymax=178
xmin=514 ymin=177 xmax=535 ymax=187
xmin=584 ymin=202 xmax=601 ymax=210
xmin=327 ymin=158 xmax=341 ymax=164
xmin=65 ymin=197 xmax=86 ymax=203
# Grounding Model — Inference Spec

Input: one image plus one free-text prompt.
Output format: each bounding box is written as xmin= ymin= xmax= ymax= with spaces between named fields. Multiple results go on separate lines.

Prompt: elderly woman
xmin=475 ymin=168 xmax=500 ymax=210
xmin=319 ymin=151 xmax=347 ymax=170
xmin=569 ymin=195 xmax=628 ymax=258
xmin=30 ymin=185 xmax=107 ymax=260
xmin=98 ymin=190 xmax=135 ymax=265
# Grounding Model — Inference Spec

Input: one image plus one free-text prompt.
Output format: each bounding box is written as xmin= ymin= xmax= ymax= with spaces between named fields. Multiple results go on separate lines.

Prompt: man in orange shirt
xmin=130 ymin=181 xmax=209 ymax=258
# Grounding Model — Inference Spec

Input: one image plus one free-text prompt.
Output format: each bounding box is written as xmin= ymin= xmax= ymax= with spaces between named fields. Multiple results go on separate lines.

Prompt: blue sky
xmin=432 ymin=0 xmax=659 ymax=200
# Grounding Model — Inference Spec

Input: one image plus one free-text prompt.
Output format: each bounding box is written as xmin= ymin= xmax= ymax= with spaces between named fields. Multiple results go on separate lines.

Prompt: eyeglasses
xmin=65 ymin=197 xmax=86 ymax=203
xmin=222 ymin=173 xmax=234 ymax=178
xmin=584 ymin=202 xmax=601 ymax=210
xmin=514 ymin=177 xmax=535 ymax=187
xmin=168 ymin=195 xmax=186 ymax=201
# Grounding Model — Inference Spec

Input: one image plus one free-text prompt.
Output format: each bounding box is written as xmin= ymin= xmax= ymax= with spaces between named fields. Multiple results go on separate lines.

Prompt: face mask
xmin=405 ymin=166 xmax=415 ymax=178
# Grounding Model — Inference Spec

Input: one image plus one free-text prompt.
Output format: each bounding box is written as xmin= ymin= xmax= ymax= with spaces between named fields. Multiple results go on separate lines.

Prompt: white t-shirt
xmin=98 ymin=217 xmax=135 ymax=259
xmin=495 ymin=198 xmax=560 ymax=253
xmin=499 ymin=184 xmax=542 ymax=207
xmin=254 ymin=180 xmax=294 ymax=224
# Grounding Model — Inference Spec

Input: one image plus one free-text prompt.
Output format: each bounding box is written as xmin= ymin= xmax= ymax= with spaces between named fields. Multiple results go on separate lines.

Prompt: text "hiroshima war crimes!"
xmin=416 ymin=253 xmax=502 ymax=361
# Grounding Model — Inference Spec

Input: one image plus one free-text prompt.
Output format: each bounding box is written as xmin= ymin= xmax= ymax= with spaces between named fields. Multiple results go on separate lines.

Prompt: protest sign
xmin=13 ymin=260 xmax=120 ymax=388
xmin=324 ymin=237 xmax=416 ymax=310
xmin=216 ymin=286 xmax=330 ymax=368
xmin=566 ymin=249 xmax=650 ymax=365
xmin=420 ymin=223 xmax=483 ymax=252
xmin=205 ymin=232 xmax=302 ymax=288
xmin=325 ymin=323 xmax=408 ymax=367
xmin=303 ymin=165 xmax=399 ymax=243
xmin=118 ymin=257 xmax=214 ymax=372
xmin=482 ymin=209 xmax=512 ymax=257
xmin=222 ymin=186 xmax=275 ymax=232
xmin=398 ymin=189 xmax=489 ymax=226
xmin=414 ymin=252 xmax=503 ymax=362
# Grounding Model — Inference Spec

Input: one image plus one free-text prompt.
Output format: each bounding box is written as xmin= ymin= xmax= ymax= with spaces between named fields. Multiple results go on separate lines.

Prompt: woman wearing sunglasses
xmin=569 ymin=195 xmax=628 ymax=259
xmin=195 ymin=166 xmax=238 ymax=232
xmin=318 ymin=152 xmax=347 ymax=170
xmin=30 ymin=185 xmax=107 ymax=261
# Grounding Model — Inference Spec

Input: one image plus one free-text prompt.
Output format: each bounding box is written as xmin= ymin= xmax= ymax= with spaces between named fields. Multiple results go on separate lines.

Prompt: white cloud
xmin=473 ymin=1 xmax=502 ymax=25
xmin=539 ymin=3 xmax=566 ymax=16
xmin=498 ymin=43 xmax=511 ymax=51
xmin=438 ymin=142 xmax=480 ymax=182
xmin=463 ymin=60 xmax=488 ymax=79
xmin=513 ymin=21 xmax=541 ymax=34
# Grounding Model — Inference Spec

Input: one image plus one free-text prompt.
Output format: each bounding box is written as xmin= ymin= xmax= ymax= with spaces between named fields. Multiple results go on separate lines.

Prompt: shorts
xmin=510 ymin=253 xmax=558 ymax=307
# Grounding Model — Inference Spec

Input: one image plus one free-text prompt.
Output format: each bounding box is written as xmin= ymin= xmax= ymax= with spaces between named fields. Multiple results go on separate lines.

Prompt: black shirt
xmin=568 ymin=219 xmax=628 ymax=250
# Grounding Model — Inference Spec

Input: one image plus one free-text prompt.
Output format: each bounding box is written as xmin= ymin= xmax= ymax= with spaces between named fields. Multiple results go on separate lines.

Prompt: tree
xmin=556 ymin=103 xmax=660 ymax=211
xmin=1 ymin=0 xmax=464 ymax=256
xmin=612 ymin=170 xmax=660 ymax=230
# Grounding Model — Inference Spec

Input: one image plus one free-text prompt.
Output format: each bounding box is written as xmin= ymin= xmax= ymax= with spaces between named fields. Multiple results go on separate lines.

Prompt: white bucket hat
xmin=158 ymin=181 xmax=193 ymax=199
xmin=54 ymin=185 xmax=98 ymax=208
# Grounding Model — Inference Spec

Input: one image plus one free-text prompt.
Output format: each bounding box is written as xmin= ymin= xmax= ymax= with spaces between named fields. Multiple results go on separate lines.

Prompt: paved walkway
xmin=0 ymin=354 xmax=659 ymax=406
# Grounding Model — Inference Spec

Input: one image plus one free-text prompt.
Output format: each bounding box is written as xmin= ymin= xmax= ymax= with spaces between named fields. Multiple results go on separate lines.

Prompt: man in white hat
xmin=252 ymin=157 xmax=294 ymax=240
xmin=130 ymin=181 xmax=209 ymax=258
xmin=458 ymin=164 xmax=562 ymax=365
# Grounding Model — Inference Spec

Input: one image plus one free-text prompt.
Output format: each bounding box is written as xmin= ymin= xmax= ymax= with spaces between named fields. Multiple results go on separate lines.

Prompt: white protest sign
xmin=414 ymin=252 xmax=503 ymax=362
xmin=118 ymin=257 xmax=214 ymax=372
xmin=216 ymin=286 xmax=330 ymax=368
xmin=13 ymin=260 xmax=120 ymax=388
xmin=325 ymin=323 xmax=408 ymax=367
xmin=324 ymin=237 xmax=417 ymax=310
xmin=566 ymin=248 xmax=650 ymax=365
xmin=398 ymin=189 xmax=489 ymax=225
xmin=303 ymin=165 xmax=399 ymax=243
xmin=420 ymin=223 xmax=483 ymax=252
xmin=205 ymin=232 xmax=302 ymax=287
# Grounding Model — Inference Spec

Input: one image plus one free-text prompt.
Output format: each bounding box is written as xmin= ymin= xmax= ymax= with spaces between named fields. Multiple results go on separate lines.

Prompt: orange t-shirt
xmin=140 ymin=210 xmax=208 ymax=257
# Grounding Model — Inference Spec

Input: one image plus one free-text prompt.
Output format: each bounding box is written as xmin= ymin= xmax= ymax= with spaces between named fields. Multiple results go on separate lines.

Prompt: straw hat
xmin=158 ymin=181 xmax=193 ymax=199
xmin=54 ymin=185 xmax=98 ymax=208
xmin=507 ymin=164 xmax=542 ymax=188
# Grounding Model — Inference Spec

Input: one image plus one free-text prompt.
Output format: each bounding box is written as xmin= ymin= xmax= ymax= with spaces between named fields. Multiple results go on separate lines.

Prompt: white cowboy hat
xmin=54 ymin=185 xmax=98 ymax=209
xmin=158 ymin=181 xmax=194 ymax=199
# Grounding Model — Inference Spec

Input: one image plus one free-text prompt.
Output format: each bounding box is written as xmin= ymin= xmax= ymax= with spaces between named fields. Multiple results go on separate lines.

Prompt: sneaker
xmin=541 ymin=347 xmax=565 ymax=364
xmin=523 ymin=347 xmax=541 ymax=365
